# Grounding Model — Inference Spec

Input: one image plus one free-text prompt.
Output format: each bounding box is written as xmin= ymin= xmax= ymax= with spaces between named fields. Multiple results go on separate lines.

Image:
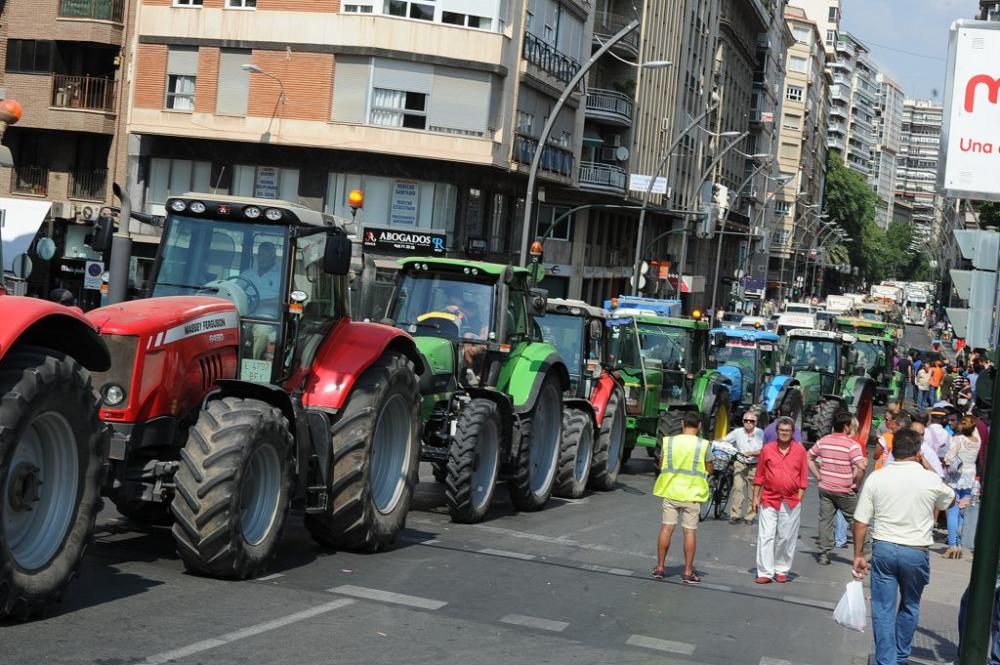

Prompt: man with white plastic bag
xmin=834 ymin=579 xmax=867 ymax=631
xmin=851 ymin=428 xmax=955 ymax=665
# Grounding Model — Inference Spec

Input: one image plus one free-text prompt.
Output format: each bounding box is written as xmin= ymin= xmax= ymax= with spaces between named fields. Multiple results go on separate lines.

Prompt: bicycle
xmin=700 ymin=451 xmax=735 ymax=521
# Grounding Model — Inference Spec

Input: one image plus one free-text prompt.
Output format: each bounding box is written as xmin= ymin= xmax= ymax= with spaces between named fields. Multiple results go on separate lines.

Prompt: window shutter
xmin=331 ymin=56 xmax=371 ymax=123
xmin=279 ymin=169 xmax=299 ymax=202
xmin=216 ymin=49 xmax=250 ymax=116
xmin=372 ymin=58 xmax=433 ymax=93
xmin=428 ymin=68 xmax=491 ymax=136
xmin=167 ymin=47 xmax=199 ymax=76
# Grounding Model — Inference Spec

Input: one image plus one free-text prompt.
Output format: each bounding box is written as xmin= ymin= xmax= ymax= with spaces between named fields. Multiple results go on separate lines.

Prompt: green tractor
xmin=383 ymin=258 xmax=570 ymax=523
xmin=775 ymin=329 xmax=877 ymax=445
xmin=604 ymin=296 xmax=732 ymax=465
xmin=834 ymin=316 xmax=904 ymax=405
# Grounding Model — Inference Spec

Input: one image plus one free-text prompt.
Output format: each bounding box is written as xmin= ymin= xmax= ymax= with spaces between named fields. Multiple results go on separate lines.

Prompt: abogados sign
xmin=941 ymin=20 xmax=1000 ymax=200
xmin=362 ymin=226 xmax=446 ymax=254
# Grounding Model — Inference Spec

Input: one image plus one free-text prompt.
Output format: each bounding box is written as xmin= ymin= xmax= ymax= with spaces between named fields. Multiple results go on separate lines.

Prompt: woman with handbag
xmin=943 ymin=415 xmax=982 ymax=559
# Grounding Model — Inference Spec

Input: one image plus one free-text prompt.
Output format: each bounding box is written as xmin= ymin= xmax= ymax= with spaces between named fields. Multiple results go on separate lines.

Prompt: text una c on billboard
xmin=941 ymin=21 xmax=1000 ymax=201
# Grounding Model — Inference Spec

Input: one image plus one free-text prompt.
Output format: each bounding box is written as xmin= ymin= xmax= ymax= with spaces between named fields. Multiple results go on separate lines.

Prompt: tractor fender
xmin=697 ymin=372 xmax=731 ymax=420
xmin=498 ymin=346 xmax=570 ymax=414
xmin=715 ymin=364 xmax=743 ymax=404
xmin=0 ymin=296 xmax=110 ymax=371
xmin=841 ymin=375 xmax=877 ymax=414
xmin=301 ymin=319 xmax=424 ymax=411
xmin=563 ymin=396 xmax=597 ymax=429
xmin=588 ymin=371 xmax=621 ymax=427
xmin=763 ymin=375 xmax=798 ymax=414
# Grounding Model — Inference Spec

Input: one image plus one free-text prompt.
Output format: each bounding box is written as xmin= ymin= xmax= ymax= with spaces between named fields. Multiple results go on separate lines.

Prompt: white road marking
xmin=478 ymin=548 xmax=537 ymax=560
xmin=626 ymin=635 xmax=697 ymax=655
xmin=579 ymin=563 xmax=634 ymax=576
xmin=328 ymin=585 xmax=447 ymax=610
xmin=256 ymin=573 xmax=284 ymax=581
xmin=499 ymin=614 xmax=569 ymax=632
xmin=760 ymin=658 xmax=812 ymax=665
xmin=136 ymin=598 xmax=355 ymax=665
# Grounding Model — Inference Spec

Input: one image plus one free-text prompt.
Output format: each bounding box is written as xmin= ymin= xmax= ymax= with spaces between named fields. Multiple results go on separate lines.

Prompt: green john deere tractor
xmin=384 ymin=258 xmax=570 ymax=523
xmin=834 ymin=316 xmax=904 ymax=405
xmin=605 ymin=298 xmax=731 ymax=465
xmin=777 ymin=328 xmax=877 ymax=445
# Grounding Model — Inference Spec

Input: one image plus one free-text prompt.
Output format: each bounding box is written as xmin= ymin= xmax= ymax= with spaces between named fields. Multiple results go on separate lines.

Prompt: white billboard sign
xmin=940 ymin=21 xmax=1000 ymax=200
xmin=628 ymin=174 xmax=668 ymax=195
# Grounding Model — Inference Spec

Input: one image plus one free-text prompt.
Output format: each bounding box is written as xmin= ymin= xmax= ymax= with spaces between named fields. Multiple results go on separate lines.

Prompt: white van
xmin=776 ymin=312 xmax=816 ymax=336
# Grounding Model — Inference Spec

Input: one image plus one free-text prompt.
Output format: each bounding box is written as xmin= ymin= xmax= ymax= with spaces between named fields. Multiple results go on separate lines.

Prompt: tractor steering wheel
xmin=415 ymin=311 xmax=463 ymax=338
xmin=227 ymin=277 xmax=261 ymax=314
xmin=199 ymin=277 xmax=260 ymax=317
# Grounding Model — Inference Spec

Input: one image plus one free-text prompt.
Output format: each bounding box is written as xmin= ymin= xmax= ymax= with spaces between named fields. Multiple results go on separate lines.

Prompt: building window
xmin=792 ymin=26 xmax=811 ymax=43
xmin=173 ymin=0 xmax=203 ymax=6
xmin=5 ymin=40 xmax=54 ymax=74
xmin=780 ymin=142 xmax=798 ymax=159
xmin=442 ymin=11 xmax=490 ymax=28
xmin=828 ymin=5 xmax=838 ymax=22
xmin=166 ymin=46 xmax=198 ymax=112
xmin=785 ymin=85 xmax=803 ymax=102
xmin=344 ymin=3 xmax=374 ymax=11
xmin=233 ymin=165 xmax=299 ymax=201
xmin=516 ymin=111 xmax=534 ymax=135
xmin=227 ymin=0 xmax=256 ymax=7
xmin=826 ymin=30 xmax=836 ymax=44
xmin=536 ymin=205 xmax=572 ymax=241
xmin=788 ymin=56 xmax=808 ymax=74
xmin=216 ymin=49 xmax=251 ymax=116
xmin=326 ymin=173 xmax=457 ymax=233
xmin=370 ymin=88 xmax=427 ymax=129
xmin=774 ymin=201 xmax=791 ymax=217
xmin=385 ymin=0 xmax=434 ymax=20
xmin=148 ymin=158 xmax=212 ymax=214
xmin=782 ymin=114 xmax=801 ymax=130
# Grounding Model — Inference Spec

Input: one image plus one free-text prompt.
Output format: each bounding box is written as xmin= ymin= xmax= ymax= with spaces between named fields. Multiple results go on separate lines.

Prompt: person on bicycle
xmin=715 ymin=412 xmax=763 ymax=525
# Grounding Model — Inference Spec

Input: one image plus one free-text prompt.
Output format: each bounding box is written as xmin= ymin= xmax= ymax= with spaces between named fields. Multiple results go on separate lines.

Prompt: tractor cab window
xmin=540 ymin=313 xmax=583 ymax=380
xmin=506 ymin=276 xmax=530 ymax=342
xmin=785 ymin=338 xmax=838 ymax=374
xmin=636 ymin=324 xmax=691 ymax=372
xmin=286 ymin=232 xmax=345 ymax=373
xmin=390 ymin=271 xmax=494 ymax=342
xmin=854 ymin=341 xmax=882 ymax=374
xmin=154 ymin=215 xmax=288 ymax=323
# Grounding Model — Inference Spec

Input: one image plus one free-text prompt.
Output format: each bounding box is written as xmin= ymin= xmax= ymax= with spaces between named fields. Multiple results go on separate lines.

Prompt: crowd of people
xmin=651 ymin=340 xmax=995 ymax=664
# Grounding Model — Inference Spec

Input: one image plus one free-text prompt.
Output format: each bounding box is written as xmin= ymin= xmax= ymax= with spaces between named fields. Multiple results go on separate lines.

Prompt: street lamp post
xmin=518 ymin=19 xmax=668 ymax=267
xmin=789 ymin=216 xmax=832 ymax=298
xmin=708 ymin=157 xmax=773 ymax=314
xmin=630 ymin=104 xmax=724 ymax=296
xmin=778 ymin=204 xmax=820 ymax=302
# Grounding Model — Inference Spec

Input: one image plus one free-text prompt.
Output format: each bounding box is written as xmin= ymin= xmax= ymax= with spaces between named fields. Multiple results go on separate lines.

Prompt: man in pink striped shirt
xmin=807 ymin=410 xmax=868 ymax=565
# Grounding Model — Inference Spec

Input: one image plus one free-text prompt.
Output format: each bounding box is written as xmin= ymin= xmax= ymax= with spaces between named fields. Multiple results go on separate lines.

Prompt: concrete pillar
xmin=568 ymin=209 xmax=588 ymax=300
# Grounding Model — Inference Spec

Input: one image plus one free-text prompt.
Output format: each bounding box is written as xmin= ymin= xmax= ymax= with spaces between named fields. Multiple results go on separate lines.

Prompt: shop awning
xmin=0 ymin=197 xmax=51 ymax=272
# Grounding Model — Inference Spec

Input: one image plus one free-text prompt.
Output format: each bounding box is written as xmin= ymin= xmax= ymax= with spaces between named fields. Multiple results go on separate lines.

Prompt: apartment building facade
xmin=0 ymin=0 xmax=148 ymax=305
xmin=126 ymin=0 xmax=630 ymax=306
xmin=872 ymin=72 xmax=903 ymax=229
xmin=790 ymin=0 xmax=840 ymax=54
xmin=828 ymin=33 xmax=876 ymax=179
xmin=896 ymin=98 xmax=944 ymax=242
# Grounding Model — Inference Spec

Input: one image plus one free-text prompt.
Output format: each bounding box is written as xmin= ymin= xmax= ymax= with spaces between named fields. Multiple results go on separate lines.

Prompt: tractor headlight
xmin=103 ymin=384 xmax=126 ymax=407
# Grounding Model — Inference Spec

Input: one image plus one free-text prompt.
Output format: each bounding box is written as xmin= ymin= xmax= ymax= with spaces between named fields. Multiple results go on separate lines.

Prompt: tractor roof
xmin=396 ymin=257 xmax=527 ymax=278
xmin=786 ymin=328 xmax=857 ymax=344
xmin=546 ymin=298 xmax=609 ymax=319
xmin=835 ymin=316 xmax=889 ymax=329
xmin=167 ymin=193 xmax=344 ymax=228
xmin=709 ymin=327 xmax=780 ymax=343
xmin=628 ymin=313 xmax=708 ymax=330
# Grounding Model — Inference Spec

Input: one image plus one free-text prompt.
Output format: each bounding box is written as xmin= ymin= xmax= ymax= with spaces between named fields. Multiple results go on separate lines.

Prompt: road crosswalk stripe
xmin=136 ymin=598 xmax=356 ymax=664
xmin=499 ymin=614 xmax=569 ymax=632
xmin=625 ymin=635 xmax=697 ymax=655
xmin=328 ymin=585 xmax=447 ymax=610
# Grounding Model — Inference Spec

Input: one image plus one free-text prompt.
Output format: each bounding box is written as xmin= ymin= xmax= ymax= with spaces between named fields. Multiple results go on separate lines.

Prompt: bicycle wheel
xmin=714 ymin=472 xmax=733 ymax=520
xmin=700 ymin=475 xmax=718 ymax=521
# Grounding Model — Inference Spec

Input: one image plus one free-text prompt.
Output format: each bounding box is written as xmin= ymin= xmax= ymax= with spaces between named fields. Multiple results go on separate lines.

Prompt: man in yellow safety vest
xmin=652 ymin=410 xmax=713 ymax=585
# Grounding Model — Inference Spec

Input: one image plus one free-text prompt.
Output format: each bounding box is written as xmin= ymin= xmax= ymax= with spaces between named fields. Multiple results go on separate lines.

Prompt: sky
xmin=840 ymin=0 xmax=972 ymax=101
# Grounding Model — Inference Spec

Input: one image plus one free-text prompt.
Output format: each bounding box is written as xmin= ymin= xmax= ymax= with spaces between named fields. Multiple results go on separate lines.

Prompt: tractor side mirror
xmin=323 ymin=231 xmax=352 ymax=275
xmin=529 ymin=288 xmax=547 ymax=316
xmin=87 ymin=211 xmax=116 ymax=253
xmin=780 ymin=363 xmax=793 ymax=375
xmin=713 ymin=331 xmax=727 ymax=347
xmin=589 ymin=319 xmax=603 ymax=341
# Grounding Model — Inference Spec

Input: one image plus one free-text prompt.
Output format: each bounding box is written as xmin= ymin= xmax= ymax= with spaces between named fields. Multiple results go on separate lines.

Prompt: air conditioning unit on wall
xmin=50 ymin=201 xmax=75 ymax=220
xmin=79 ymin=204 xmax=100 ymax=222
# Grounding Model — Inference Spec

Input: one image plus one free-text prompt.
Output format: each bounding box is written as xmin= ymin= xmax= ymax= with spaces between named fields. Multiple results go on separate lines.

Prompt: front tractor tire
xmin=806 ymin=397 xmax=841 ymax=445
xmin=445 ymin=398 xmax=502 ymax=523
xmin=554 ymin=407 xmax=594 ymax=499
xmin=0 ymin=347 xmax=104 ymax=620
xmin=588 ymin=389 xmax=625 ymax=491
xmin=306 ymin=351 xmax=420 ymax=552
xmin=171 ymin=397 xmax=293 ymax=579
xmin=510 ymin=374 xmax=563 ymax=512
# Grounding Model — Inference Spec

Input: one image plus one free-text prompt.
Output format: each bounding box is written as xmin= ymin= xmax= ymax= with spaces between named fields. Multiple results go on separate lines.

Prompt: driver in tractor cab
xmin=809 ymin=345 xmax=835 ymax=374
xmin=240 ymin=241 xmax=282 ymax=359
xmin=439 ymin=288 xmax=488 ymax=378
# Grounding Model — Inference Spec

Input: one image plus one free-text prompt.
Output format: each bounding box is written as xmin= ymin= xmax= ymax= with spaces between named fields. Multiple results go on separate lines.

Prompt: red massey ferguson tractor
xmin=0 ymin=296 xmax=110 ymax=619
xmin=85 ymin=194 xmax=424 ymax=579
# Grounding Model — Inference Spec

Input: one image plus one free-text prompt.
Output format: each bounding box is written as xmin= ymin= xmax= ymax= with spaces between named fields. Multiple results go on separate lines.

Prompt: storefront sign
xmin=254 ymin=167 xmax=279 ymax=199
xmin=390 ymin=180 xmax=419 ymax=227
xmin=363 ymin=226 xmax=446 ymax=255
xmin=84 ymin=260 xmax=104 ymax=290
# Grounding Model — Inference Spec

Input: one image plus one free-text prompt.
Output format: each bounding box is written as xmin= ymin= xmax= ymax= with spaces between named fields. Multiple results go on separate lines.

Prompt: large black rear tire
xmin=554 ymin=407 xmax=593 ymax=499
xmin=589 ymin=389 xmax=625 ymax=491
xmin=806 ymin=397 xmax=841 ymax=444
xmin=445 ymin=398 xmax=501 ymax=523
xmin=171 ymin=397 xmax=293 ymax=579
xmin=0 ymin=347 xmax=104 ymax=619
xmin=305 ymin=351 xmax=420 ymax=551
xmin=510 ymin=374 xmax=562 ymax=512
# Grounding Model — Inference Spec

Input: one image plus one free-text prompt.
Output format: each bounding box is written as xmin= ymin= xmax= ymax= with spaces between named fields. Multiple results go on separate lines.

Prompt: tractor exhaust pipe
xmin=107 ymin=183 xmax=133 ymax=305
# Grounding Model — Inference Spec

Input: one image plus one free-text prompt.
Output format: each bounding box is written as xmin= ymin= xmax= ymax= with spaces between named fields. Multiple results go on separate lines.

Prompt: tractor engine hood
xmin=793 ymin=370 xmax=823 ymax=407
xmin=87 ymin=296 xmax=239 ymax=337
xmin=414 ymin=335 xmax=456 ymax=396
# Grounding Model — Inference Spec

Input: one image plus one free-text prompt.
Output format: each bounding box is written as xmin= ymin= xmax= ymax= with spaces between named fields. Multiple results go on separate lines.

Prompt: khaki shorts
xmin=662 ymin=499 xmax=700 ymax=530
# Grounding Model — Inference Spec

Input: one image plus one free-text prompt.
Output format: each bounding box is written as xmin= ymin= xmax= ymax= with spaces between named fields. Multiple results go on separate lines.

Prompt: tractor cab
xmin=781 ymin=328 xmax=856 ymax=404
xmin=540 ymin=298 xmax=609 ymax=398
xmin=708 ymin=328 xmax=780 ymax=416
xmin=151 ymin=195 xmax=352 ymax=384
xmin=834 ymin=316 xmax=901 ymax=403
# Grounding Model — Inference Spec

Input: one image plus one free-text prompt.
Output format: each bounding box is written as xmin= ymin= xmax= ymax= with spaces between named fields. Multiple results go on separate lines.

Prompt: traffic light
xmin=947 ymin=229 xmax=999 ymax=348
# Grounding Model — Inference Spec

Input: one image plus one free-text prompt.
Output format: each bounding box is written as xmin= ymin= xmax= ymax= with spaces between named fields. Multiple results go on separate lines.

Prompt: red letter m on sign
xmin=965 ymin=74 xmax=1000 ymax=112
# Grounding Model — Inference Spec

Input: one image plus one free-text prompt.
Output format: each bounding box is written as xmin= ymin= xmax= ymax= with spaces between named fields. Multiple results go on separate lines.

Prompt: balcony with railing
xmin=58 ymin=0 xmax=126 ymax=23
xmin=52 ymin=75 xmax=117 ymax=113
xmin=11 ymin=166 xmax=49 ymax=197
xmin=513 ymin=133 xmax=575 ymax=179
xmin=70 ymin=168 xmax=108 ymax=200
xmin=592 ymin=11 xmax=639 ymax=56
xmin=523 ymin=32 xmax=580 ymax=85
xmin=585 ymin=89 xmax=633 ymax=126
xmin=578 ymin=161 xmax=627 ymax=194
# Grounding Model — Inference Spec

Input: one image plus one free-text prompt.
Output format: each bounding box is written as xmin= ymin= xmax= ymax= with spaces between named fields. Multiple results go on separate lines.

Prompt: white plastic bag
xmin=833 ymin=580 xmax=867 ymax=632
